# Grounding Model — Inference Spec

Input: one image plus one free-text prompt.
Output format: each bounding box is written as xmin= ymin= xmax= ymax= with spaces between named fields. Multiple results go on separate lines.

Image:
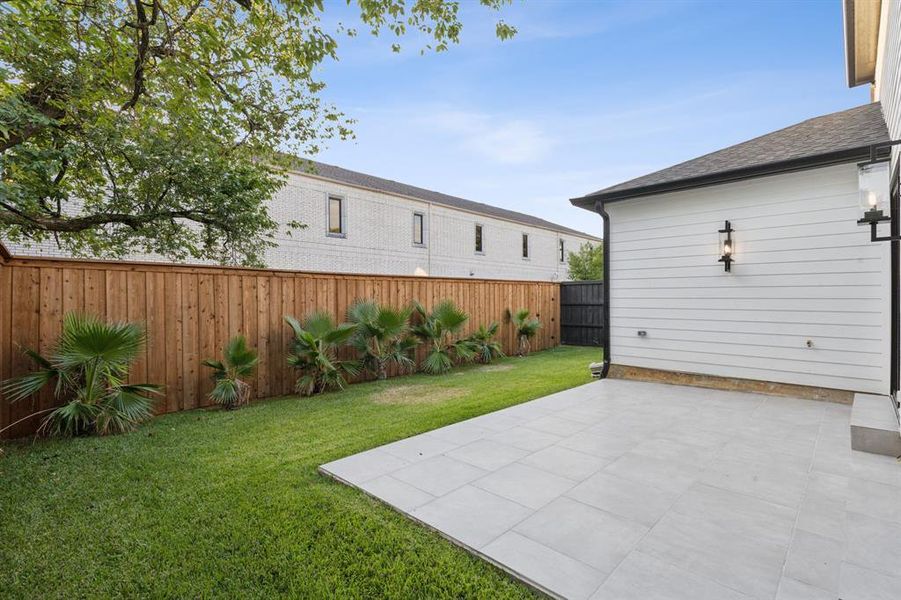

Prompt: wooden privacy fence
xmin=0 ymin=255 xmax=560 ymax=438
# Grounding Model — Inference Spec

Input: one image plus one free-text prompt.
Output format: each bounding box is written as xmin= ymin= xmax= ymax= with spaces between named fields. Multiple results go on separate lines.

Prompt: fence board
xmin=1 ymin=256 xmax=561 ymax=437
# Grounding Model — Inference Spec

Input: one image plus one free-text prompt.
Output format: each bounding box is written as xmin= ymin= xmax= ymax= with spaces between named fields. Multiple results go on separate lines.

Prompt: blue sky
xmin=312 ymin=0 xmax=870 ymax=236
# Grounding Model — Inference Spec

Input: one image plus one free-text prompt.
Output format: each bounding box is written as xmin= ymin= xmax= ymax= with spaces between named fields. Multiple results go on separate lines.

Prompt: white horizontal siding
xmin=607 ymin=163 xmax=891 ymax=394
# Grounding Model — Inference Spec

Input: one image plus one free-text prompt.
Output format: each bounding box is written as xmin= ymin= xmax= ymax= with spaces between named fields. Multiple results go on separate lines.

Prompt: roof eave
xmin=844 ymin=0 xmax=881 ymax=88
xmin=570 ymin=145 xmax=884 ymax=209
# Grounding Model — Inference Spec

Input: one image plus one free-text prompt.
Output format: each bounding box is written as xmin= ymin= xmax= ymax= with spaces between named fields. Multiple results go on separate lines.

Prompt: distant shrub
xmin=512 ymin=309 xmax=541 ymax=356
xmin=203 ymin=336 xmax=258 ymax=410
xmin=347 ymin=300 xmax=417 ymax=380
xmin=285 ymin=312 xmax=359 ymax=396
xmin=467 ymin=322 xmax=505 ymax=364
xmin=411 ymin=300 xmax=474 ymax=374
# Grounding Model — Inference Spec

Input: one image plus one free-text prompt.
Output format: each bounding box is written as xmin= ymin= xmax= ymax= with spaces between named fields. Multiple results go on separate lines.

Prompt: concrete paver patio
xmin=320 ymin=379 xmax=901 ymax=600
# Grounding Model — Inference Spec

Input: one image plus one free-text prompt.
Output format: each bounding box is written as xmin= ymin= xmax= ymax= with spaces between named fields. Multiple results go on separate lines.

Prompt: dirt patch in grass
xmin=476 ymin=364 xmax=515 ymax=373
xmin=371 ymin=384 xmax=467 ymax=405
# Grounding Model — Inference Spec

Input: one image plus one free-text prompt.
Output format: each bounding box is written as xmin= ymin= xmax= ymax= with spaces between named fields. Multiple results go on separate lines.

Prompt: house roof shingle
xmin=290 ymin=159 xmax=600 ymax=240
xmin=572 ymin=102 xmax=890 ymax=207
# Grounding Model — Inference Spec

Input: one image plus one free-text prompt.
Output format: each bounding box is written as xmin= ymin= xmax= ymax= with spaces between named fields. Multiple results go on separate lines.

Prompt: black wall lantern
xmin=858 ymin=140 xmax=901 ymax=243
xmin=718 ymin=220 xmax=734 ymax=272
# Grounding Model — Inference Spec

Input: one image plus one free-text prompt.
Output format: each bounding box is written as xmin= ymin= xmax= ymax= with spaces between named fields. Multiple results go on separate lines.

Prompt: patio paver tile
xmin=775 ymin=577 xmax=836 ymax=600
xmin=637 ymin=509 xmax=788 ymax=599
xmin=558 ymin=430 xmax=638 ymax=459
xmin=380 ymin=434 xmax=460 ymax=463
xmin=591 ymin=550 xmax=754 ymax=600
xmin=603 ymin=452 xmax=702 ymax=495
xmin=357 ymin=475 xmax=435 ymax=512
xmin=481 ymin=531 xmax=608 ymax=600
xmin=700 ymin=456 xmax=809 ymax=508
xmin=838 ymin=562 xmax=901 ymax=600
xmin=391 ymin=455 xmax=487 ymax=496
xmin=411 ymin=485 xmax=532 ymax=549
xmin=566 ymin=470 xmax=678 ymax=527
xmin=631 ymin=437 xmax=719 ymax=468
xmin=670 ymin=483 xmax=796 ymax=547
xmin=486 ymin=426 xmax=562 ymax=452
xmin=783 ymin=529 xmax=843 ymax=593
xmin=512 ymin=496 xmax=647 ymax=575
xmin=522 ymin=414 xmax=591 ymax=437
xmin=520 ymin=445 xmax=610 ymax=481
xmin=445 ymin=438 xmax=530 ymax=471
xmin=472 ymin=462 xmax=576 ymax=509
xmin=844 ymin=511 xmax=901 ymax=578
xmin=320 ymin=448 xmax=409 ymax=484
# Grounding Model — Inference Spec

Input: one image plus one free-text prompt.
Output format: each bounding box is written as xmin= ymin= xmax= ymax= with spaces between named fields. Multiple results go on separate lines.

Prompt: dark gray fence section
xmin=560 ymin=281 xmax=604 ymax=347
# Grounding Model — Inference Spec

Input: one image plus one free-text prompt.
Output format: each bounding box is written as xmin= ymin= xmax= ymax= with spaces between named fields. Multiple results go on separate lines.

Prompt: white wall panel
xmin=606 ymin=163 xmax=891 ymax=394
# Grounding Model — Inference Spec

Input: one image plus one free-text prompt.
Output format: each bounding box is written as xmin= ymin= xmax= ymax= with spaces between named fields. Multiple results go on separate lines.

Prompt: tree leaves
xmin=0 ymin=1 xmax=515 ymax=265
xmin=567 ymin=242 xmax=604 ymax=281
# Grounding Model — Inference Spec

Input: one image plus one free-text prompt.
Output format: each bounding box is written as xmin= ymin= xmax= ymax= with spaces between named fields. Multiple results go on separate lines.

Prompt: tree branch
xmin=121 ymin=0 xmax=159 ymax=111
xmin=0 ymin=207 xmax=230 ymax=233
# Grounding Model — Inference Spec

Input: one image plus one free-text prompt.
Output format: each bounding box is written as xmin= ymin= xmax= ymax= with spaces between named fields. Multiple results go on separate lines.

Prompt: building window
xmin=522 ymin=233 xmax=530 ymax=259
xmin=475 ymin=224 xmax=484 ymax=254
xmin=327 ymin=195 xmax=345 ymax=236
xmin=559 ymin=239 xmax=565 ymax=263
xmin=413 ymin=212 xmax=425 ymax=246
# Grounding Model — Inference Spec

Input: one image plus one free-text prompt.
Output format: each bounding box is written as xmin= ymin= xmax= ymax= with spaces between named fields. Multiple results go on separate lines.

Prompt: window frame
xmin=559 ymin=238 xmax=565 ymax=263
xmin=412 ymin=211 xmax=426 ymax=247
xmin=522 ymin=232 xmax=530 ymax=260
xmin=326 ymin=193 xmax=347 ymax=238
xmin=474 ymin=223 xmax=485 ymax=255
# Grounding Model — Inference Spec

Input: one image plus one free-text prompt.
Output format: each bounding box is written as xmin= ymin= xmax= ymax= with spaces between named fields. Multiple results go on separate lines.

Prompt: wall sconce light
xmin=857 ymin=141 xmax=901 ymax=243
xmin=718 ymin=220 xmax=734 ymax=272
xmin=858 ymin=160 xmax=891 ymax=225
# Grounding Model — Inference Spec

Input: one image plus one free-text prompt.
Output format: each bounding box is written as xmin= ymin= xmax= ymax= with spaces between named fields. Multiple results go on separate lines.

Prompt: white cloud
xmin=417 ymin=109 xmax=553 ymax=165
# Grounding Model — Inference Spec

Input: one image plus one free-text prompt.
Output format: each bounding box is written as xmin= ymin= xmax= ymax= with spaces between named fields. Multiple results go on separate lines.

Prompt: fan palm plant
xmin=0 ymin=313 xmax=161 ymax=436
xmin=347 ymin=300 xmax=417 ymax=380
xmin=202 ymin=336 xmax=259 ymax=410
xmin=284 ymin=312 xmax=359 ymax=396
xmin=467 ymin=322 xmax=505 ymax=364
xmin=512 ymin=308 xmax=542 ymax=356
xmin=410 ymin=300 xmax=475 ymax=374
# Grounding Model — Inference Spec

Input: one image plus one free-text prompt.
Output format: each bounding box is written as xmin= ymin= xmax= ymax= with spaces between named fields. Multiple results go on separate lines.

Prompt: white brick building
xmin=266 ymin=162 xmax=599 ymax=280
xmin=4 ymin=160 xmax=600 ymax=281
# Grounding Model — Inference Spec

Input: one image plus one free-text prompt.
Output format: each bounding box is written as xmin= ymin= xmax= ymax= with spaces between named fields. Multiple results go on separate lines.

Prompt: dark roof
xmin=289 ymin=159 xmax=600 ymax=240
xmin=572 ymin=102 xmax=890 ymax=207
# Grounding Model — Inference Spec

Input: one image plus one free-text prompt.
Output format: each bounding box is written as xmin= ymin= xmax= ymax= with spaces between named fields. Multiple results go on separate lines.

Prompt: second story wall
xmin=265 ymin=172 xmax=598 ymax=280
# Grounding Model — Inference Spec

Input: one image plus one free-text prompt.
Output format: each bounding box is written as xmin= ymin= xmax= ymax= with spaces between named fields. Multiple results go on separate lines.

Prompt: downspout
xmin=594 ymin=200 xmax=611 ymax=379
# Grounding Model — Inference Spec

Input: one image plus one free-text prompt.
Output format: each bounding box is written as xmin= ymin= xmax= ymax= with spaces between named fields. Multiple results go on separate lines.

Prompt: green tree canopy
xmin=567 ymin=241 xmax=604 ymax=280
xmin=0 ymin=1 xmax=515 ymax=265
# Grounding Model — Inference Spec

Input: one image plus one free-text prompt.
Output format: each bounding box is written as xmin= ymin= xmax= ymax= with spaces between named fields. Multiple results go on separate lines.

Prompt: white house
xmin=3 ymin=160 xmax=599 ymax=282
xmin=570 ymin=0 xmax=901 ymax=412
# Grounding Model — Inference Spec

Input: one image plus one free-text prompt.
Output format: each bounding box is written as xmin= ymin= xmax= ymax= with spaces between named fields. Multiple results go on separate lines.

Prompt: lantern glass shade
xmin=719 ymin=229 xmax=733 ymax=258
xmin=858 ymin=160 xmax=891 ymax=222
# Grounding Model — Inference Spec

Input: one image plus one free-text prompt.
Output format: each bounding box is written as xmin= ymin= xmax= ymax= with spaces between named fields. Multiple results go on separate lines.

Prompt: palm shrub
xmin=410 ymin=300 xmax=475 ymax=374
xmin=347 ymin=299 xmax=417 ymax=380
xmin=467 ymin=322 xmax=505 ymax=364
xmin=512 ymin=308 xmax=542 ymax=356
xmin=202 ymin=336 xmax=259 ymax=410
xmin=0 ymin=313 xmax=161 ymax=436
xmin=284 ymin=312 xmax=359 ymax=396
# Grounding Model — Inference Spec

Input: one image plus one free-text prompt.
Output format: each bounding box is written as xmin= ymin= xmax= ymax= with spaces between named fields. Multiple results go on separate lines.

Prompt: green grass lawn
xmin=0 ymin=346 xmax=600 ymax=599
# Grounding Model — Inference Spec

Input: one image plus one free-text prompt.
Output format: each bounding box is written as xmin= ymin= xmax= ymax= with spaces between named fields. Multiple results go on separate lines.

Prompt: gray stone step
xmin=850 ymin=393 xmax=901 ymax=457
